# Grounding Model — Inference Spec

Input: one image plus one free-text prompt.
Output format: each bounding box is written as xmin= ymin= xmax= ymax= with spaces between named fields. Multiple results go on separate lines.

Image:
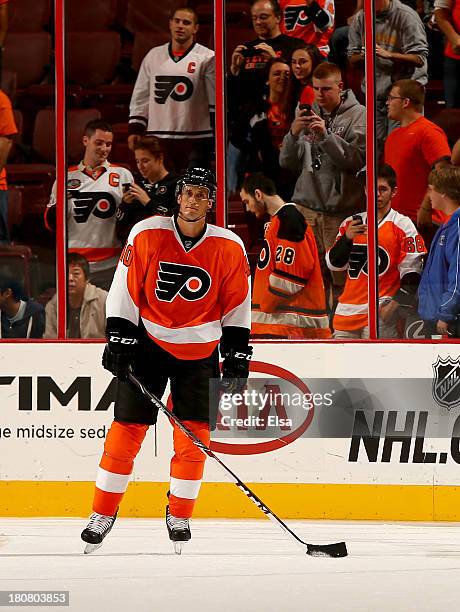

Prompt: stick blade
xmin=306 ymin=541 xmax=348 ymax=558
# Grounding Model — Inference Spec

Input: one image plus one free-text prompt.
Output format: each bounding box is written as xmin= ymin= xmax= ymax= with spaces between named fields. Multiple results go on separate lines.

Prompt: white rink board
xmin=1 ymin=342 xmax=460 ymax=485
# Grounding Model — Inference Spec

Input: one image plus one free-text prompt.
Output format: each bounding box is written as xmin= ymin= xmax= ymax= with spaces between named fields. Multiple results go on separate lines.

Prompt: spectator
xmin=0 ymin=88 xmax=17 ymax=242
xmin=348 ymin=0 xmax=428 ymax=154
xmin=116 ymin=136 xmax=178 ymax=244
xmin=279 ymin=62 xmax=366 ymax=296
xmin=434 ymin=0 xmax=460 ymax=108
xmin=279 ymin=0 xmax=335 ymax=56
xmin=327 ymin=164 xmax=426 ymax=338
xmin=290 ymin=43 xmax=324 ymax=107
xmin=241 ymin=173 xmax=331 ymax=338
xmin=128 ymin=7 xmax=215 ymax=173
xmin=44 ymin=253 xmax=108 ymax=339
xmin=0 ymin=276 xmax=45 ymax=339
xmin=383 ymin=80 xmax=451 ymax=230
xmin=227 ymin=0 xmax=303 ymax=191
xmin=46 ymin=120 xmax=134 ymax=291
xmin=418 ymin=165 xmax=460 ymax=337
xmin=232 ymin=57 xmax=296 ymax=200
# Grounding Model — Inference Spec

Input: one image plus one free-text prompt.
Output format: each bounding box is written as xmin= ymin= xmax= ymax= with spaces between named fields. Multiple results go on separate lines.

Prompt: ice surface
xmin=0 ymin=518 xmax=459 ymax=612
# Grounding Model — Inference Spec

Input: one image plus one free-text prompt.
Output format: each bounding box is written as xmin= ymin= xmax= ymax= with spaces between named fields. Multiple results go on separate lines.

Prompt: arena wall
xmin=1 ymin=342 xmax=460 ymax=519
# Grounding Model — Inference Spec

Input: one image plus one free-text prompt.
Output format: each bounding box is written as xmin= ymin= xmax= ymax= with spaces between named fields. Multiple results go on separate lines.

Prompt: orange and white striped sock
xmin=169 ymin=420 xmax=210 ymax=519
xmin=92 ymin=421 xmax=148 ymax=517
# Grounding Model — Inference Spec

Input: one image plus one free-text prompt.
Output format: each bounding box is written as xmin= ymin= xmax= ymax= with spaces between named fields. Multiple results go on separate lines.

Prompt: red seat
xmin=0 ymin=244 xmax=33 ymax=295
xmin=67 ymin=0 xmax=117 ymax=31
xmin=24 ymin=108 xmax=102 ymax=164
xmin=3 ymin=32 xmax=52 ymax=88
xmin=67 ymin=32 xmax=121 ymax=88
xmin=124 ymin=0 xmax=183 ymax=33
xmin=8 ymin=0 xmax=51 ymax=32
xmin=432 ymin=109 xmax=460 ymax=148
xmin=132 ymin=31 xmax=170 ymax=72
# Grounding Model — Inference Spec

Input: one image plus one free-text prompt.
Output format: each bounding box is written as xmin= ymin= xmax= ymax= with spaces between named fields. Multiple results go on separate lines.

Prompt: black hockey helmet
xmin=175 ymin=167 xmax=216 ymax=205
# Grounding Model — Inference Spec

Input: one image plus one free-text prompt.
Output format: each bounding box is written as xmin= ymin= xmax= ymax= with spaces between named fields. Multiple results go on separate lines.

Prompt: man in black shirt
xmin=227 ymin=0 xmax=303 ymax=191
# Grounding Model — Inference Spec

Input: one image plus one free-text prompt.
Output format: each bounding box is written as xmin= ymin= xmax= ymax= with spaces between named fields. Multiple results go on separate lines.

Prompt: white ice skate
xmin=166 ymin=505 xmax=191 ymax=554
xmin=81 ymin=510 xmax=117 ymax=554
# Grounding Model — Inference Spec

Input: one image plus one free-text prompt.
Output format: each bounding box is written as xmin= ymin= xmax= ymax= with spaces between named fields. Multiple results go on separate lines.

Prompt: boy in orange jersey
xmin=240 ymin=173 xmax=331 ymax=339
xmin=327 ymin=164 xmax=426 ymax=338
xmin=81 ymin=168 xmax=252 ymax=554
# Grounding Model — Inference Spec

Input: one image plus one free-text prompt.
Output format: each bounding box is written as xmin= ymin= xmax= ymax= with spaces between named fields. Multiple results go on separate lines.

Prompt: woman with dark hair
xmin=290 ymin=44 xmax=324 ymax=108
xmin=232 ymin=57 xmax=296 ymax=200
xmin=116 ymin=136 xmax=178 ymax=243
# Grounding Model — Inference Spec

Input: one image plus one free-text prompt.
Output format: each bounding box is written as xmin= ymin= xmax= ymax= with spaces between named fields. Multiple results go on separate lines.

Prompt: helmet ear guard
xmin=175 ymin=167 xmax=217 ymax=206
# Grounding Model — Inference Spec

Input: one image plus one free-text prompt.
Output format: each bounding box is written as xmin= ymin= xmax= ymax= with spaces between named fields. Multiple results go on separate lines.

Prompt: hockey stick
xmin=128 ymin=371 xmax=347 ymax=558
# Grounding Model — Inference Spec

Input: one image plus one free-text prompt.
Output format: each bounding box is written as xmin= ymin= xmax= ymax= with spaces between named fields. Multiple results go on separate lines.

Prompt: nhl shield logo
xmin=432 ymin=356 xmax=460 ymax=410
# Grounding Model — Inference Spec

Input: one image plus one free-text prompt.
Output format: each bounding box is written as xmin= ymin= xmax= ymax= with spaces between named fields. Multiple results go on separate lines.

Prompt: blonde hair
xmin=428 ymin=165 xmax=460 ymax=203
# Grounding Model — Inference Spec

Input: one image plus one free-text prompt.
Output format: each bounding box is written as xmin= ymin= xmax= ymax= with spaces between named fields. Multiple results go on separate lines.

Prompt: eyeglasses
xmin=386 ymin=94 xmax=408 ymax=101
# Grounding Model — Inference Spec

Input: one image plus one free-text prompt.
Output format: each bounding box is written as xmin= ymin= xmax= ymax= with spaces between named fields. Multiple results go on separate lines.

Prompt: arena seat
xmin=3 ymin=32 xmax=52 ymax=88
xmin=67 ymin=32 xmax=121 ymax=88
xmin=432 ymin=109 xmax=460 ymax=148
xmin=0 ymin=244 xmax=33 ymax=296
xmin=8 ymin=0 xmax=51 ymax=32
xmin=124 ymin=0 xmax=184 ymax=33
xmin=132 ymin=31 xmax=171 ymax=72
xmin=67 ymin=0 xmax=117 ymax=31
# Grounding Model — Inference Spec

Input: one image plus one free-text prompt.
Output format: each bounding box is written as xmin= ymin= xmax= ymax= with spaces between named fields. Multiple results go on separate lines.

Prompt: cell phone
xmin=122 ymin=183 xmax=132 ymax=192
xmin=299 ymin=103 xmax=312 ymax=116
xmin=352 ymin=214 xmax=362 ymax=222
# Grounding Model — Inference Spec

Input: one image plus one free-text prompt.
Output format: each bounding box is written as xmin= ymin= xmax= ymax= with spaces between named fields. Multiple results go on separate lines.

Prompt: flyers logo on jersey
xmin=72 ymin=191 xmax=117 ymax=223
xmin=284 ymin=5 xmax=311 ymax=30
xmin=348 ymin=245 xmax=390 ymax=279
xmin=155 ymin=262 xmax=211 ymax=302
xmin=154 ymin=76 xmax=194 ymax=104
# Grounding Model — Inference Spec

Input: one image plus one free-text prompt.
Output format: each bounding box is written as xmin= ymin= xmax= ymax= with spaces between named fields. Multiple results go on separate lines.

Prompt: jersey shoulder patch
xmin=276 ymin=205 xmax=306 ymax=243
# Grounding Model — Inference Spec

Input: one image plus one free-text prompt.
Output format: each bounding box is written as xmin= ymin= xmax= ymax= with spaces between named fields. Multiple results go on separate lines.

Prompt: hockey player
xmin=240 ymin=173 xmax=331 ymax=338
xmin=46 ymin=120 xmax=134 ymax=291
xmin=326 ymin=164 xmax=426 ymax=338
xmin=128 ymin=7 xmax=215 ymax=172
xmin=81 ymin=168 xmax=252 ymax=554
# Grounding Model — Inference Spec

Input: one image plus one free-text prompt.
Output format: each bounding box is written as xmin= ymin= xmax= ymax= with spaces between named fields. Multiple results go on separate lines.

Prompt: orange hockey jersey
xmin=279 ymin=0 xmax=335 ymax=56
xmin=251 ymin=204 xmax=331 ymax=339
xmin=106 ymin=216 xmax=251 ymax=360
xmin=326 ymin=209 xmax=426 ymax=331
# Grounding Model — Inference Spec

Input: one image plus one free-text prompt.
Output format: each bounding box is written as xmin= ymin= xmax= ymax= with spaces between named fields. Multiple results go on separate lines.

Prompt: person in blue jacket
xmin=418 ymin=165 xmax=460 ymax=338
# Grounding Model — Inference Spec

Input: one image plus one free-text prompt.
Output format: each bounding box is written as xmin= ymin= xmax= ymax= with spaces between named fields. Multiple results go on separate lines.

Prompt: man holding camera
xmin=227 ymin=0 xmax=303 ymax=190
xmin=279 ymin=62 xmax=365 ymax=299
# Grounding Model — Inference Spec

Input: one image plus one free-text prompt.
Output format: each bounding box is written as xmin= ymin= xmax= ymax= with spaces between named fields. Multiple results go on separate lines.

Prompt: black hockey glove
xmin=221 ymin=346 xmax=253 ymax=394
xmin=102 ymin=331 xmax=138 ymax=382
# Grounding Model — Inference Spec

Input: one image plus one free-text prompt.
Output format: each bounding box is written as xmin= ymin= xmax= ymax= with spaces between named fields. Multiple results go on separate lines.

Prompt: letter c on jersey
xmin=155 ymin=261 xmax=211 ymax=302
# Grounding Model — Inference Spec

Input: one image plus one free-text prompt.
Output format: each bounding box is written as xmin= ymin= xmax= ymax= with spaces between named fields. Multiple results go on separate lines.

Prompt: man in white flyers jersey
xmin=46 ymin=120 xmax=134 ymax=291
xmin=128 ymin=6 xmax=215 ymax=172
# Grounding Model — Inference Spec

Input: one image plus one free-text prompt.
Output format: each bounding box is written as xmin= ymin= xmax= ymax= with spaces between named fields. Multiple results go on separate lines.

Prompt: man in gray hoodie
xmin=279 ymin=61 xmax=366 ymax=295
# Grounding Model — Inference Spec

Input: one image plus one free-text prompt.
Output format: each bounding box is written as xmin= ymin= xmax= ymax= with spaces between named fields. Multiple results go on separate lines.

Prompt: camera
xmin=122 ymin=183 xmax=132 ymax=192
xmin=241 ymin=46 xmax=257 ymax=59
